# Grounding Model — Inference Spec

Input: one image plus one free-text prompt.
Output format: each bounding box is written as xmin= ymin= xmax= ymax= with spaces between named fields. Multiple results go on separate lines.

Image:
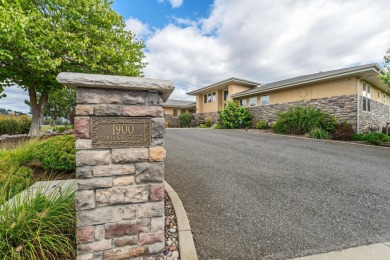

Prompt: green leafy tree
xmin=44 ymin=88 xmax=75 ymax=126
xmin=0 ymin=0 xmax=146 ymax=136
xmin=218 ymin=101 xmax=253 ymax=128
xmin=380 ymin=49 xmax=390 ymax=88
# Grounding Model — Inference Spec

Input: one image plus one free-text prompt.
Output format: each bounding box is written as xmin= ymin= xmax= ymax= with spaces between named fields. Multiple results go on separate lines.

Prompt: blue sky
xmin=112 ymin=0 xmax=213 ymax=29
xmin=2 ymin=0 xmax=390 ymax=113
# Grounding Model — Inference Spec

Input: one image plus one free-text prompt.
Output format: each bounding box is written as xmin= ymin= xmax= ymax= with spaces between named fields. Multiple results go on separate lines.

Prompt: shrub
xmin=213 ymin=124 xmax=224 ymax=129
xmin=179 ymin=113 xmax=194 ymax=128
xmin=352 ymin=132 xmax=390 ymax=145
xmin=331 ymin=122 xmax=355 ymax=140
xmin=256 ymin=121 xmax=268 ymax=129
xmin=218 ymin=101 xmax=253 ymax=129
xmin=31 ymin=135 xmax=76 ymax=171
xmin=273 ymin=106 xmax=337 ymax=134
xmin=309 ymin=127 xmax=331 ymax=140
xmin=0 ymin=181 xmax=76 ymax=259
xmin=199 ymin=124 xmax=208 ymax=128
xmin=53 ymin=125 xmax=73 ymax=133
xmin=0 ymin=115 xmax=31 ymax=135
xmin=0 ymin=163 xmax=33 ymax=202
xmin=205 ymin=116 xmax=213 ymax=127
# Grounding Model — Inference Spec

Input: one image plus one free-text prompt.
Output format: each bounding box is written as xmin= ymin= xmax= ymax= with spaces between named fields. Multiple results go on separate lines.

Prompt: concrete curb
xmin=164 ymin=181 xmax=198 ymax=260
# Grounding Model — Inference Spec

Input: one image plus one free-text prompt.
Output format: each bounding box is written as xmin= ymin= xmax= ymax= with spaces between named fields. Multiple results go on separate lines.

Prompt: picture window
xmin=249 ymin=97 xmax=257 ymax=107
xmin=260 ymin=95 xmax=270 ymax=105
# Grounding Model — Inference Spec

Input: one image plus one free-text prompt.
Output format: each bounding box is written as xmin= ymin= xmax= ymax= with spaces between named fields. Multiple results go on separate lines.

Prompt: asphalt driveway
xmin=164 ymin=129 xmax=390 ymax=260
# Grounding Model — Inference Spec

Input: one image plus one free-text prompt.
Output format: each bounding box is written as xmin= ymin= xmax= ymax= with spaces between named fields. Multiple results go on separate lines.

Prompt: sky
xmin=2 ymin=0 xmax=390 ymax=113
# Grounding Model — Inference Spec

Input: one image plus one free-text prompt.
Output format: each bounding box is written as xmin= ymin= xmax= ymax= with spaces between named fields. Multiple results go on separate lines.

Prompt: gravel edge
xmin=164 ymin=181 xmax=198 ymax=260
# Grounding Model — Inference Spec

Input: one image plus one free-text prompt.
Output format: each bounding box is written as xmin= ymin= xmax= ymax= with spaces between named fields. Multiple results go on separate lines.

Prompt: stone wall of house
xmin=359 ymin=98 xmax=390 ymax=133
xmin=164 ymin=115 xmax=179 ymax=128
xmin=193 ymin=112 xmax=219 ymax=125
xmin=58 ymin=71 xmax=174 ymax=260
xmin=248 ymin=95 xmax=358 ymax=129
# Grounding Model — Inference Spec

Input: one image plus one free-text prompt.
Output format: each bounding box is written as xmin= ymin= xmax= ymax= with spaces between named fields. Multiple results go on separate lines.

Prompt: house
xmin=162 ymin=99 xmax=196 ymax=127
xmin=187 ymin=63 xmax=390 ymax=133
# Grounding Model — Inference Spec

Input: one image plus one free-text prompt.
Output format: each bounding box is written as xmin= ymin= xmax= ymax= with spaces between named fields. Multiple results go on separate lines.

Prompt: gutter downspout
xmin=356 ymin=78 xmax=360 ymax=134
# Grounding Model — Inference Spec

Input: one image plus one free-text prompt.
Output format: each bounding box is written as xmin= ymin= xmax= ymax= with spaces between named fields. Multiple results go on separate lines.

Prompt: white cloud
xmin=158 ymin=0 xmax=183 ymax=8
xmin=1 ymin=86 xmax=30 ymax=113
xmin=142 ymin=0 xmax=390 ymax=99
xmin=169 ymin=0 xmax=183 ymax=8
xmin=125 ymin=17 xmax=151 ymax=39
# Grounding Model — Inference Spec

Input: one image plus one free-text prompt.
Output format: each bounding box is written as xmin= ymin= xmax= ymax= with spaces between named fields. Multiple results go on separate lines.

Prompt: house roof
xmin=162 ymin=99 xmax=196 ymax=108
xmin=187 ymin=77 xmax=260 ymax=95
xmin=232 ymin=63 xmax=387 ymax=99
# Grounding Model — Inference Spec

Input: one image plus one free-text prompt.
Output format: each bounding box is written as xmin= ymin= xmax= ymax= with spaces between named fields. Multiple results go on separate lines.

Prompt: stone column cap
xmin=57 ymin=72 xmax=174 ymax=102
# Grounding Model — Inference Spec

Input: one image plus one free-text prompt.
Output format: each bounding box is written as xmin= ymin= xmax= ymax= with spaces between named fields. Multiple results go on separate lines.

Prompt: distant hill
xmin=0 ymin=108 xmax=26 ymax=116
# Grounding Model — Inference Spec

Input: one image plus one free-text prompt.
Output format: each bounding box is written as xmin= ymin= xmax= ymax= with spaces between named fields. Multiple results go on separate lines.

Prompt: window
xmin=240 ymin=99 xmax=247 ymax=107
xmin=211 ymin=92 xmax=216 ymax=102
xmin=173 ymin=109 xmax=178 ymax=117
xmin=384 ymin=94 xmax=387 ymax=104
xmin=362 ymin=83 xmax=371 ymax=111
xmin=204 ymin=94 xmax=207 ymax=103
xmin=224 ymin=90 xmax=229 ymax=101
xmin=378 ymin=91 xmax=381 ymax=100
xmin=260 ymin=95 xmax=270 ymax=105
xmin=207 ymin=93 xmax=212 ymax=103
xmin=249 ymin=97 xmax=257 ymax=107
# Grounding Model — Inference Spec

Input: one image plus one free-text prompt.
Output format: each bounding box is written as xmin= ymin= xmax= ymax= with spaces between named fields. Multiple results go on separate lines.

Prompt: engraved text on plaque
xmin=92 ymin=117 xmax=151 ymax=148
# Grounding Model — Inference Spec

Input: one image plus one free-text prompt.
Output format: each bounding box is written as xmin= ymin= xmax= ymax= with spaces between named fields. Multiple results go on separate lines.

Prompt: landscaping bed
xmin=0 ymin=135 xmax=76 ymax=259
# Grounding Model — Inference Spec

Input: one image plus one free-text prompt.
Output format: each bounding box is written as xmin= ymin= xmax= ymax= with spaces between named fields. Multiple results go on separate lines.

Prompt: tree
xmin=380 ymin=49 xmax=390 ymax=88
xmin=45 ymin=88 xmax=75 ymax=126
xmin=0 ymin=0 xmax=146 ymax=136
xmin=25 ymin=88 xmax=76 ymax=126
xmin=218 ymin=101 xmax=253 ymax=128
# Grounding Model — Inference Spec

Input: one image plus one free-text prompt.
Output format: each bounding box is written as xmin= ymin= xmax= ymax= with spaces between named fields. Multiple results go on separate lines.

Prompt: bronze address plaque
xmin=92 ymin=117 xmax=151 ymax=148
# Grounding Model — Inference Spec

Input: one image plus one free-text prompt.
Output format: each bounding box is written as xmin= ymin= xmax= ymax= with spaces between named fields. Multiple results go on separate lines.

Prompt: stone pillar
xmin=57 ymin=73 xmax=174 ymax=260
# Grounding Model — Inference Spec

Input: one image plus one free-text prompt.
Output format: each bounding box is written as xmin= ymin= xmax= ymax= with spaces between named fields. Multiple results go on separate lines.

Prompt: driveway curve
xmin=164 ymin=129 xmax=390 ymax=260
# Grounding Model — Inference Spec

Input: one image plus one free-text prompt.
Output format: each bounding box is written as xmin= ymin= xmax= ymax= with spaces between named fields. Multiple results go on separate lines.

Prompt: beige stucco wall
xmin=228 ymin=84 xmax=252 ymax=96
xmin=195 ymin=77 xmax=390 ymax=113
xmin=164 ymin=107 xmax=174 ymax=116
xmin=201 ymin=99 xmax=219 ymax=113
xmin=163 ymin=107 xmax=194 ymax=117
xmin=195 ymin=84 xmax=253 ymax=113
xmin=269 ymin=78 xmax=357 ymax=105
xmin=196 ymin=95 xmax=203 ymax=113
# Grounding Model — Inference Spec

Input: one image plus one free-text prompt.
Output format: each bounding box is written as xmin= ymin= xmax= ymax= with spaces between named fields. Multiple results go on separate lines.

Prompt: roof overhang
xmin=232 ymin=65 xmax=388 ymax=99
xmin=187 ymin=77 xmax=260 ymax=96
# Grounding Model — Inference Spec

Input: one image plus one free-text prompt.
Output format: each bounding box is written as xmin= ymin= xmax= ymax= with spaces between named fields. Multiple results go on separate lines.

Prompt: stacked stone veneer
xmin=71 ymin=86 xmax=169 ymax=259
xmin=248 ymin=95 xmax=359 ymax=129
xmin=359 ymin=98 xmax=390 ymax=133
xmin=164 ymin=114 xmax=179 ymax=128
xmin=193 ymin=112 xmax=219 ymax=125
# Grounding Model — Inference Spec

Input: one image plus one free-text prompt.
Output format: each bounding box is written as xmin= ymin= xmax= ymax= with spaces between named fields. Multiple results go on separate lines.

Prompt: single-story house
xmin=187 ymin=63 xmax=389 ymax=133
xmin=162 ymin=99 xmax=196 ymax=127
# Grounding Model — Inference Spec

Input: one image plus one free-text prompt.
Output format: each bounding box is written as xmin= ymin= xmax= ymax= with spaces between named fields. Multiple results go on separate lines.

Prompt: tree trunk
xmin=28 ymin=87 xmax=48 ymax=136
